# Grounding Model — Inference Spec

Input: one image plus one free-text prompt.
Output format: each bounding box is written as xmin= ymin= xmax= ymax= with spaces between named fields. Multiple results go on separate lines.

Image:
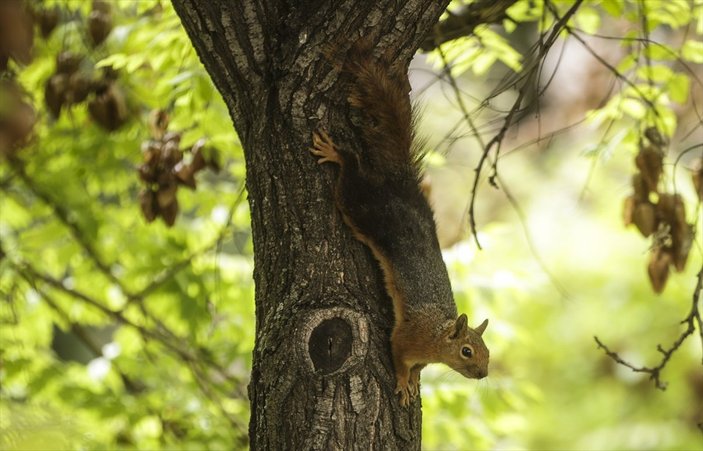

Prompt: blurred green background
xmin=1 ymin=0 xmax=701 ymax=449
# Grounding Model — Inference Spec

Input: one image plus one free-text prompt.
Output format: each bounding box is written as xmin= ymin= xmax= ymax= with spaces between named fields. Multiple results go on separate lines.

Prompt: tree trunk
xmin=172 ymin=1 xmax=448 ymax=448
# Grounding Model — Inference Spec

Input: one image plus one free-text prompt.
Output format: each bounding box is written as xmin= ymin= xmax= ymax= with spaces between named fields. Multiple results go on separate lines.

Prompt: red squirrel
xmin=310 ymin=41 xmax=489 ymax=406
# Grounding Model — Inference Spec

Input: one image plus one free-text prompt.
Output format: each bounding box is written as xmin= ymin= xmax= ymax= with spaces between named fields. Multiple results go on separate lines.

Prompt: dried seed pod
xmin=37 ymin=6 xmax=60 ymax=38
xmin=635 ymin=145 xmax=663 ymax=194
xmin=0 ymin=0 xmax=34 ymax=67
xmin=92 ymin=0 xmax=111 ymax=14
xmin=139 ymin=189 xmax=158 ymax=222
xmin=656 ymin=193 xmax=681 ymax=223
xmin=190 ymin=140 xmax=207 ymax=172
xmin=88 ymin=83 xmax=128 ymax=131
xmin=672 ymin=224 xmax=693 ymax=272
xmin=88 ymin=10 xmax=112 ymax=46
xmin=156 ymin=184 xmax=178 ymax=210
xmin=632 ymin=201 xmax=656 ymax=237
xmin=631 ymin=173 xmax=649 ymax=200
xmin=67 ymin=72 xmax=94 ymax=104
xmin=56 ymin=51 xmax=82 ymax=74
xmin=644 ymin=127 xmax=667 ymax=148
xmin=647 ymin=247 xmax=672 ymax=294
xmin=174 ymin=161 xmax=197 ymax=189
xmin=0 ymin=81 xmax=36 ymax=154
xmin=160 ymin=198 xmax=179 ymax=226
xmin=161 ymin=140 xmax=183 ymax=166
xmin=44 ymin=73 xmax=68 ymax=118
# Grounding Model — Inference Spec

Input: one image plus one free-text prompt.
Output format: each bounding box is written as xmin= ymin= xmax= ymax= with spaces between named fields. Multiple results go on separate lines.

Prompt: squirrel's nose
xmin=477 ymin=368 xmax=488 ymax=379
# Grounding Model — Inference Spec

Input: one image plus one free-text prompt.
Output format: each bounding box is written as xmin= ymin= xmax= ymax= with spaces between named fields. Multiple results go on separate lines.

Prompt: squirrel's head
xmin=443 ymin=314 xmax=489 ymax=379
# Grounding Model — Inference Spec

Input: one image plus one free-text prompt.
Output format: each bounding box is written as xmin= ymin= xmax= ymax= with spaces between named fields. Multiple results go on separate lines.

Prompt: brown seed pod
xmin=631 ymin=173 xmax=649 ymax=200
xmin=141 ymin=139 xmax=162 ymax=161
xmin=161 ymin=140 xmax=183 ymax=166
xmin=139 ymin=189 xmax=158 ymax=222
xmin=174 ymin=161 xmax=197 ymax=189
xmin=156 ymin=184 xmax=178 ymax=210
xmin=92 ymin=0 xmax=111 ymax=14
xmin=44 ymin=73 xmax=68 ymax=118
xmin=672 ymin=224 xmax=693 ymax=272
xmin=56 ymin=51 xmax=82 ymax=74
xmin=0 ymin=81 xmax=36 ymax=154
xmin=88 ymin=83 xmax=128 ymax=131
xmin=67 ymin=72 xmax=94 ymax=104
xmin=189 ymin=140 xmax=207 ymax=172
xmin=37 ymin=6 xmax=60 ymax=39
xmin=656 ymin=193 xmax=682 ymax=223
xmin=88 ymin=10 xmax=112 ymax=46
xmin=635 ymin=145 xmax=663 ymax=194
xmin=0 ymin=0 xmax=34 ymax=67
xmin=644 ymin=127 xmax=667 ymax=148
xmin=647 ymin=247 xmax=672 ymax=294
xmin=632 ymin=201 xmax=656 ymax=237
xmin=160 ymin=198 xmax=179 ymax=227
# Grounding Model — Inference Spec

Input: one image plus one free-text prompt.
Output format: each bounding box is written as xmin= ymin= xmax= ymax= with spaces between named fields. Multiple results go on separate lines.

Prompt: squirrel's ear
xmin=474 ymin=319 xmax=489 ymax=336
xmin=451 ymin=314 xmax=468 ymax=339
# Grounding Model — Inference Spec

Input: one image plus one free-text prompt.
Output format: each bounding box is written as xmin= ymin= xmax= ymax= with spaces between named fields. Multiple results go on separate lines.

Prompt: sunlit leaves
xmin=681 ymin=39 xmax=703 ymax=63
xmin=430 ymin=25 xmax=523 ymax=76
xmin=1 ymin=1 xmax=250 ymax=448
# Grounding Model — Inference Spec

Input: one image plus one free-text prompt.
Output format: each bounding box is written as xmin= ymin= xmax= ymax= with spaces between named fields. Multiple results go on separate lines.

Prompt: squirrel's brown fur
xmin=310 ymin=41 xmax=489 ymax=406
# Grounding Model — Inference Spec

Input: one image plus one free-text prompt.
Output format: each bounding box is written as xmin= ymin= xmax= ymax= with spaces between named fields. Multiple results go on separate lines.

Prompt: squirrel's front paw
xmin=310 ymin=129 xmax=341 ymax=164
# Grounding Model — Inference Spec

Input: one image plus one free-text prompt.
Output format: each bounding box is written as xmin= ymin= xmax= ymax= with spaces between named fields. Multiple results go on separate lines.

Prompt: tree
xmin=1 ymin=0 xmax=702 ymax=449
xmin=168 ymin=2 xmax=454 ymax=448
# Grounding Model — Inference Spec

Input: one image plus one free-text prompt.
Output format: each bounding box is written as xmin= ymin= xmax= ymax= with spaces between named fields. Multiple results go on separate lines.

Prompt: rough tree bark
xmin=171 ymin=1 xmax=449 ymax=449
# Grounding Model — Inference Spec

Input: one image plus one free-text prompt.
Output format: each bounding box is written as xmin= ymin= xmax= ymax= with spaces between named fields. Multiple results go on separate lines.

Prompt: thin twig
xmin=595 ymin=264 xmax=703 ymax=389
xmin=460 ymin=0 xmax=584 ymax=247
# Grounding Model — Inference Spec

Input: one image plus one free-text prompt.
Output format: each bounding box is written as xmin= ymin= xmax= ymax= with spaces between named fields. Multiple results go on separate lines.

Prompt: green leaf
xmin=601 ymin=0 xmax=625 ymax=17
xmin=635 ymin=64 xmax=673 ymax=83
xmin=668 ymin=72 xmax=690 ymax=103
xmin=681 ymin=39 xmax=703 ymax=63
xmin=620 ymin=98 xmax=646 ymax=119
xmin=575 ymin=6 xmax=601 ymax=33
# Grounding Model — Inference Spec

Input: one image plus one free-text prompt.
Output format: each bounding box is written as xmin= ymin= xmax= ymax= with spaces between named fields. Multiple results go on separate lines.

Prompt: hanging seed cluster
xmin=0 ymin=79 xmax=36 ymax=158
xmin=44 ymin=51 xmax=128 ymax=131
xmin=1 ymin=1 xmax=113 ymax=72
xmin=138 ymin=112 xmax=220 ymax=227
xmin=623 ymin=128 xmax=694 ymax=293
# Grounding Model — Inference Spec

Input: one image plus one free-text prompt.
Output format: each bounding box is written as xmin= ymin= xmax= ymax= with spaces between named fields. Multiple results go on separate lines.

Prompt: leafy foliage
xmin=2 ymin=1 xmax=250 ymax=448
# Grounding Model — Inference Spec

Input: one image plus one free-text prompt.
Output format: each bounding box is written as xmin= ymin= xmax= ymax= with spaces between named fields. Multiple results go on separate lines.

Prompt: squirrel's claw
xmin=395 ymin=384 xmax=410 ymax=407
xmin=395 ymin=380 xmax=416 ymax=407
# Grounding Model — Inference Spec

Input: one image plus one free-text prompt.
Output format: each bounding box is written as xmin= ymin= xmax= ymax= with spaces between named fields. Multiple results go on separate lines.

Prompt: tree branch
xmin=420 ymin=0 xmax=519 ymax=51
xmin=594 ymin=264 xmax=703 ymax=390
xmin=462 ymin=0 xmax=584 ymax=246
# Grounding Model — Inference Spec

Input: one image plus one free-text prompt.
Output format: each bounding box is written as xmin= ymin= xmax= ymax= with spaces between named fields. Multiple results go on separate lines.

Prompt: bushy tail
xmin=342 ymin=41 xmax=421 ymax=173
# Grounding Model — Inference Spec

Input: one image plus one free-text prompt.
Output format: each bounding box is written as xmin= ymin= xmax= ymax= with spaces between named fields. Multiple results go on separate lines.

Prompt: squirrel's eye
xmin=461 ymin=346 xmax=473 ymax=359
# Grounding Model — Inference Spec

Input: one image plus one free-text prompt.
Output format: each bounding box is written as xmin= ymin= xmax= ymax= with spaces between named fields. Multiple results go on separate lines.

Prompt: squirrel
xmin=309 ymin=41 xmax=490 ymax=406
